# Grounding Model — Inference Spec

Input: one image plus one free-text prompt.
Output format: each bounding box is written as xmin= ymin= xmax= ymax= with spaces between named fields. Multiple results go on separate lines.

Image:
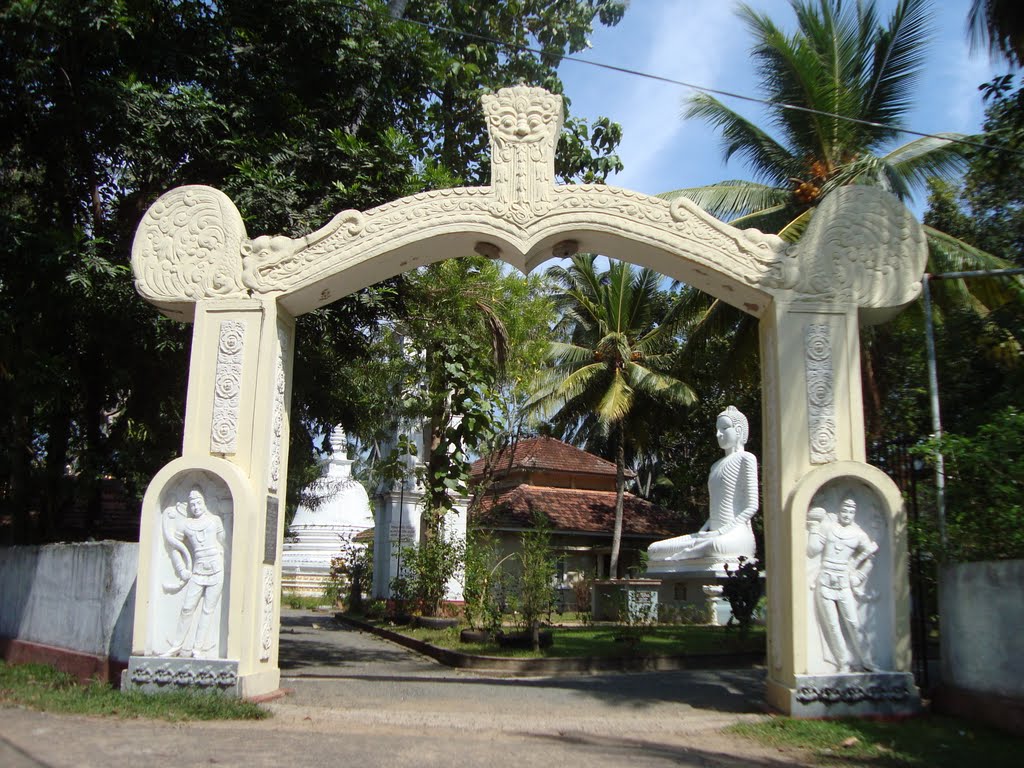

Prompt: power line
xmin=336 ymin=1 xmax=1024 ymax=161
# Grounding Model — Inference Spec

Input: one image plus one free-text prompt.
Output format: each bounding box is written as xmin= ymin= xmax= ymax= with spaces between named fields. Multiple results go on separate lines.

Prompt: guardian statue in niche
xmin=807 ymin=498 xmax=878 ymax=672
xmin=648 ymin=406 xmax=758 ymax=565
xmin=162 ymin=485 xmax=227 ymax=658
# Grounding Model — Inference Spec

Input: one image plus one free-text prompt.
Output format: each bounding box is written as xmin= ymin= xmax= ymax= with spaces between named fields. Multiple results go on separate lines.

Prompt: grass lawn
xmin=729 ymin=715 xmax=1022 ymax=767
xmin=360 ymin=618 xmax=765 ymax=659
xmin=0 ymin=661 xmax=268 ymax=721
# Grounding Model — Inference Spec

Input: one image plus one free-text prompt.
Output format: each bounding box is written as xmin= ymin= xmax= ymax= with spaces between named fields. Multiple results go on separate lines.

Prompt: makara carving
xmin=648 ymin=406 xmax=758 ymax=569
xmin=131 ymin=185 xmax=247 ymax=313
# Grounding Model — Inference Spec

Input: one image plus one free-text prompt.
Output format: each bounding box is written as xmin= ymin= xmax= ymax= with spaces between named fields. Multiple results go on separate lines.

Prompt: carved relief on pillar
xmin=152 ymin=471 xmax=233 ymax=659
xmin=267 ymin=321 xmax=289 ymax=493
xmin=481 ymin=85 xmax=562 ymax=223
xmin=260 ymin=565 xmax=275 ymax=662
xmin=211 ymin=320 xmax=245 ymax=454
xmin=804 ymin=323 xmax=837 ymax=464
xmin=804 ymin=479 xmax=892 ymax=675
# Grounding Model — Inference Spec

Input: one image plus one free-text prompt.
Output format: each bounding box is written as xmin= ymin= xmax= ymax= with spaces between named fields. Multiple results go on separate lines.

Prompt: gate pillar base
xmin=767 ymin=672 xmax=921 ymax=718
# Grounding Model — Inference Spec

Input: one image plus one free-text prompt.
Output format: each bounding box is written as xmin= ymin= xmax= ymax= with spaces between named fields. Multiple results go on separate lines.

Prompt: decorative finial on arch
xmin=481 ymin=86 xmax=563 ymax=224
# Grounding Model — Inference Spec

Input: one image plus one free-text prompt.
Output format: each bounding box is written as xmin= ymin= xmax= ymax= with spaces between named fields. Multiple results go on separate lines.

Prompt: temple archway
xmin=125 ymin=86 xmax=925 ymax=717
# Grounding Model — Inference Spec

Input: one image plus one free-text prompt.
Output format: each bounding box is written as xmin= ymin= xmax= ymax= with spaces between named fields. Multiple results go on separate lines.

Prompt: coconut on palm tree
xmin=530 ymin=254 xmax=697 ymax=578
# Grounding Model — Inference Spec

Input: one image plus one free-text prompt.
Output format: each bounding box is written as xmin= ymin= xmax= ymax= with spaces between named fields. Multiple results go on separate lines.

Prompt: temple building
xmin=470 ymin=436 xmax=687 ymax=607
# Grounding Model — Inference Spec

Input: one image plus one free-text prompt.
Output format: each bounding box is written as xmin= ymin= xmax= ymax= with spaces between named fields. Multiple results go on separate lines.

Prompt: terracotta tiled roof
xmin=471 ymin=485 xmax=688 ymax=538
xmin=470 ymin=436 xmax=633 ymax=479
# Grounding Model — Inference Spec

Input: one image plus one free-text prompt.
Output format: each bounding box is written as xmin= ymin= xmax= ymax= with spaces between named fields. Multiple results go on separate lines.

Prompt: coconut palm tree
xmin=668 ymin=0 xmax=1017 ymax=280
xmin=530 ymin=254 xmax=697 ymax=577
xmin=968 ymin=0 xmax=1024 ymax=67
xmin=666 ymin=0 xmax=1021 ymax=432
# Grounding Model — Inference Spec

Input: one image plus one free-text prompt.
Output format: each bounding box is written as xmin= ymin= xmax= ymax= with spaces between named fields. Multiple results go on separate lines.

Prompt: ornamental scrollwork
xmin=131 ymin=186 xmax=247 ymax=308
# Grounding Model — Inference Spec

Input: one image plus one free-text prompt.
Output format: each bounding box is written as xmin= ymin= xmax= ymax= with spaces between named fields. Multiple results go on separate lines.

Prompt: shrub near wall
xmin=0 ymin=542 xmax=138 ymax=684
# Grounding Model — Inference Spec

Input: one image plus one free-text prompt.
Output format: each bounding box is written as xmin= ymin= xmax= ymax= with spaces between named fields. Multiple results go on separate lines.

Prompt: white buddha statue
xmin=647 ymin=406 xmax=758 ymax=569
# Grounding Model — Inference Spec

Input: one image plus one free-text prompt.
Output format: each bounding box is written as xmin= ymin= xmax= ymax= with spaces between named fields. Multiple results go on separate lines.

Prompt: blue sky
xmin=557 ymin=0 xmax=1002 ymax=214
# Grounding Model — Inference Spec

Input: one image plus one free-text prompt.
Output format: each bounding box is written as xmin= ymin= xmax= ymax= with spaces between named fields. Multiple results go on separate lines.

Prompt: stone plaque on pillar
xmin=264 ymin=496 xmax=279 ymax=565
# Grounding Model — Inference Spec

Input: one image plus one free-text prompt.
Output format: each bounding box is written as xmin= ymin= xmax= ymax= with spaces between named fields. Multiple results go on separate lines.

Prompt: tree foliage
xmin=531 ymin=255 xmax=697 ymax=577
xmin=0 ymin=0 xmax=625 ymax=543
xmin=914 ymin=407 xmax=1024 ymax=562
xmin=665 ymin=0 xmax=1020 ymax=442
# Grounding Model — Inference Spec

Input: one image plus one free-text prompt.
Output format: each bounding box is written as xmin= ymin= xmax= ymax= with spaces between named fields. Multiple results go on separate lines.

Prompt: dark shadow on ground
xmin=279 ymin=612 xmax=765 ymax=713
xmin=520 ymin=730 xmax=802 ymax=768
xmin=278 ymin=613 xmax=414 ymax=670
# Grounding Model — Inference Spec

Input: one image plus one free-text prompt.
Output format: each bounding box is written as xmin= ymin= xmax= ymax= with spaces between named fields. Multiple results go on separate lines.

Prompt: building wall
xmin=0 ymin=542 xmax=137 ymax=681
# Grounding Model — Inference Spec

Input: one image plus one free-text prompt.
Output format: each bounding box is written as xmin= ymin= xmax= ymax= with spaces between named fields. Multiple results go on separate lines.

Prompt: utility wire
xmin=336 ymin=1 xmax=1024 ymax=161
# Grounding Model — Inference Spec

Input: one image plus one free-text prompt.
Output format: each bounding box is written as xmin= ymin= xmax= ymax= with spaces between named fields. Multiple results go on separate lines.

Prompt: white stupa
xmin=281 ymin=426 xmax=373 ymax=597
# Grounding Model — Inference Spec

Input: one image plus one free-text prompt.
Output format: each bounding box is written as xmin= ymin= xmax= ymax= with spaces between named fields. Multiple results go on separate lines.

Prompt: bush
xmin=462 ymin=531 xmax=506 ymax=631
xmin=398 ymin=526 xmax=464 ymax=617
xmin=570 ymin=575 xmax=594 ymax=625
xmin=324 ymin=533 xmax=372 ymax=612
xmin=915 ymin=406 xmax=1024 ymax=562
xmin=508 ymin=514 xmax=556 ymax=650
xmin=722 ymin=557 xmax=762 ymax=638
xmin=657 ymin=602 xmax=709 ymax=625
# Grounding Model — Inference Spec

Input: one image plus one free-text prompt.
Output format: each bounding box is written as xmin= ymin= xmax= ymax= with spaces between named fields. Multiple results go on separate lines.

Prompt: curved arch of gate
xmin=124 ymin=86 xmax=926 ymax=717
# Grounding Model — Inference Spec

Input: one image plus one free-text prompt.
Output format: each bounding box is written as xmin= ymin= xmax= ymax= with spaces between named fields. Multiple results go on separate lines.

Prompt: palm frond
xmin=776 ymin=206 xmax=814 ymax=242
xmin=596 ymin=369 xmax=633 ymax=425
xmin=684 ymin=93 xmax=795 ymax=184
xmin=624 ymin=363 xmax=698 ymax=406
xmin=924 ymin=225 xmax=1024 ymax=311
xmin=659 ymin=181 xmax=791 ymax=222
xmin=861 ymin=0 xmax=930 ymax=133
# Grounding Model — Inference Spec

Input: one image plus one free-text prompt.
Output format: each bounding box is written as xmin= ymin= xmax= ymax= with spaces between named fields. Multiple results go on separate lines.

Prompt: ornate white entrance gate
xmin=125 ymin=86 xmax=925 ymax=716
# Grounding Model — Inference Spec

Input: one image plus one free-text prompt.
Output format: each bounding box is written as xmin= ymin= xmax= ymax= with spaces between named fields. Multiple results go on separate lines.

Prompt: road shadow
xmin=521 ymin=730 xmax=802 ymax=767
xmin=279 ymin=613 xmax=414 ymax=671
xmin=279 ymin=611 xmax=765 ymax=713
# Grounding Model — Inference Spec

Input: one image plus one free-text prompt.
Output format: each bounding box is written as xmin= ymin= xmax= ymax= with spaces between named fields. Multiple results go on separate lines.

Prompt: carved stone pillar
xmin=125 ymin=188 xmax=295 ymax=697
xmin=760 ymin=302 xmax=917 ymax=716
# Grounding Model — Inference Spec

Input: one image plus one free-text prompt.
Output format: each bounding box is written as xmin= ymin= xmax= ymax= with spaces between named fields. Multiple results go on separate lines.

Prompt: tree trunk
xmin=609 ymin=425 xmax=625 ymax=579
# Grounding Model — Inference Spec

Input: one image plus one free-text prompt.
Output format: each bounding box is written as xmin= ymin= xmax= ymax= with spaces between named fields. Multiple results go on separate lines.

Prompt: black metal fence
xmin=870 ymin=438 xmax=933 ymax=689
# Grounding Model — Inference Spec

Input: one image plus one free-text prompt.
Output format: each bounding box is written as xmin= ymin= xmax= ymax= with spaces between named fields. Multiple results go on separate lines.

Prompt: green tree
xmin=0 ymin=0 xmax=626 ymax=543
xmin=531 ymin=255 xmax=697 ymax=578
xmin=914 ymin=407 xmax=1024 ymax=562
xmin=925 ymin=76 xmax=1024 ymax=267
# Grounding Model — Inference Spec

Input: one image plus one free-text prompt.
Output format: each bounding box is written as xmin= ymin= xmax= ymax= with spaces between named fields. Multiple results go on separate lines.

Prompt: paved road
xmin=0 ymin=610 xmax=814 ymax=768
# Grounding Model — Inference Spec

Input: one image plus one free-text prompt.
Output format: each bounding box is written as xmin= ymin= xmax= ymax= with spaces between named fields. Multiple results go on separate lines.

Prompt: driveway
xmin=0 ymin=610 xmax=813 ymax=768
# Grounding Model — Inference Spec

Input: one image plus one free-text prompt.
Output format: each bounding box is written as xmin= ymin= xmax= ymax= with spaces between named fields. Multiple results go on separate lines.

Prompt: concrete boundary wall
xmin=0 ymin=542 xmax=138 ymax=684
xmin=937 ymin=560 xmax=1024 ymax=733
